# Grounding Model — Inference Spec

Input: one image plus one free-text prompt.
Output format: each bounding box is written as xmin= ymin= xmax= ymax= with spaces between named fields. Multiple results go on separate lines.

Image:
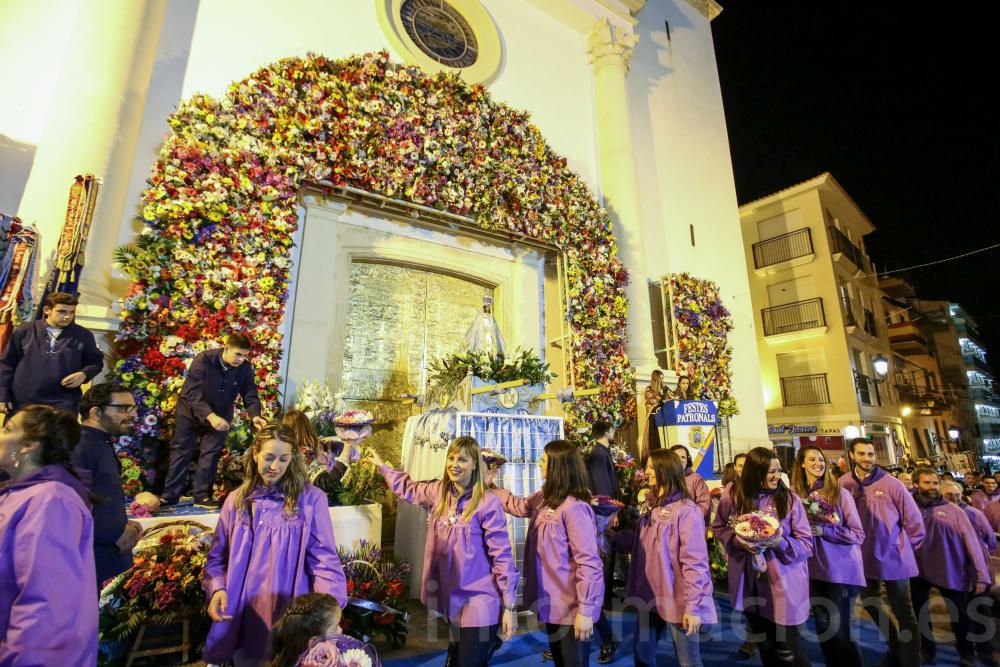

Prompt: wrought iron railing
xmin=753 ymin=228 xmax=814 ymax=269
xmin=762 ymin=298 xmax=826 ymax=336
xmin=780 ymin=374 xmax=831 ymax=406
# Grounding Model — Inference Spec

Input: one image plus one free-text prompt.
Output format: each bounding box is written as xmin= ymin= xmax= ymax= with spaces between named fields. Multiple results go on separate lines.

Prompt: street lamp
xmin=948 ymin=427 xmax=960 ymax=441
xmin=845 ymin=425 xmax=862 ymax=440
xmin=872 ymin=354 xmax=890 ymax=381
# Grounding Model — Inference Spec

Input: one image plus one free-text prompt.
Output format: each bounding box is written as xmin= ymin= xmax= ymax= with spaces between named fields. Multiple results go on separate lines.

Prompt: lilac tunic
xmin=494 ymin=489 xmax=604 ymax=624
xmin=382 ymin=465 xmax=519 ymax=627
xmin=0 ymin=465 xmax=98 ymax=666
xmin=839 ymin=467 xmax=925 ymax=580
xmin=626 ymin=496 xmax=718 ymax=624
xmin=806 ymin=485 xmax=867 ymax=587
xmin=970 ymin=488 xmax=1000 ymax=512
xmin=712 ymin=489 xmax=813 ymax=626
xmin=960 ymin=501 xmax=997 ymax=558
xmin=915 ymin=495 xmax=991 ymax=592
xmin=202 ymin=484 xmax=348 ymax=663
xmin=984 ymin=502 xmax=1000 ymax=535
xmin=685 ymin=470 xmax=711 ymax=519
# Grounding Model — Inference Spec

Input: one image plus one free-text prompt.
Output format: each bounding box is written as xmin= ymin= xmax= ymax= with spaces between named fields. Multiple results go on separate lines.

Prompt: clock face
xmin=497 ymin=387 xmax=519 ymax=409
xmin=400 ymin=0 xmax=479 ymax=68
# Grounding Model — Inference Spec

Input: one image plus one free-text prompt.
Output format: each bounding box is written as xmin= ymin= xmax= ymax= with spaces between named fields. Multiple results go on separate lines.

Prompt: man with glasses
xmin=72 ymin=382 xmax=143 ymax=585
xmin=0 ymin=292 xmax=104 ymax=417
xmin=161 ymin=332 xmax=266 ymax=509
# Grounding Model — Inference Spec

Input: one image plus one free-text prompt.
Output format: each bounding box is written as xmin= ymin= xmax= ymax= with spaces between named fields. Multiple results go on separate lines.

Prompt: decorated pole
xmin=0 ymin=215 xmax=40 ymax=350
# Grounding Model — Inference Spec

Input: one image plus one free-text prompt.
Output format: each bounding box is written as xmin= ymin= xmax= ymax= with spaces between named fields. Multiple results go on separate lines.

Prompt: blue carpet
xmin=383 ymin=593 xmax=970 ymax=666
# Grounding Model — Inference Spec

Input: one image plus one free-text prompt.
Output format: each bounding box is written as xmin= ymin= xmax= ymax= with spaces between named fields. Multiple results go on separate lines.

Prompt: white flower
xmin=340 ymin=649 xmax=373 ymax=667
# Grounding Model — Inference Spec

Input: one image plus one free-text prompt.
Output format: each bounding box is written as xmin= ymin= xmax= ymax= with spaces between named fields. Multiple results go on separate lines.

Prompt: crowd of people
xmin=1 ymin=293 xmax=999 ymax=666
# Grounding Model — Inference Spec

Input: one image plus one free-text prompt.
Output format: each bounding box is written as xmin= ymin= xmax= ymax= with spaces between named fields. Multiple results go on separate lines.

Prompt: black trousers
xmin=966 ymin=590 xmax=997 ymax=658
xmin=744 ymin=612 xmax=810 ymax=667
xmin=545 ymin=623 xmax=591 ymax=667
xmin=809 ymin=579 xmax=863 ymax=667
xmin=859 ymin=577 xmax=922 ymax=664
xmin=446 ymin=623 xmax=500 ymax=666
xmin=162 ymin=414 xmax=228 ymax=502
xmin=595 ymin=551 xmax=617 ymax=645
xmin=910 ymin=577 xmax=973 ymax=658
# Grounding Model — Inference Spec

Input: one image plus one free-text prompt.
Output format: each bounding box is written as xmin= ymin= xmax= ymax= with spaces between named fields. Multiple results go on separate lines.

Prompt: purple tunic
xmin=959 ymin=501 xmax=996 ymax=577
xmin=494 ymin=489 xmax=604 ymax=625
xmin=626 ymin=496 xmax=718 ymax=624
xmin=914 ymin=495 xmax=991 ymax=592
xmin=685 ymin=470 xmax=711 ymax=519
xmin=382 ymin=465 xmax=519 ymax=627
xmin=0 ymin=465 xmax=98 ymax=666
xmin=839 ymin=467 xmax=925 ymax=580
xmin=970 ymin=489 xmax=1000 ymax=512
xmin=984 ymin=502 xmax=1000 ymax=535
xmin=806 ymin=485 xmax=867 ymax=587
xmin=712 ymin=489 xmax=813 ymax=626
xmin=202 ymin=484 xmax=348 ymax=663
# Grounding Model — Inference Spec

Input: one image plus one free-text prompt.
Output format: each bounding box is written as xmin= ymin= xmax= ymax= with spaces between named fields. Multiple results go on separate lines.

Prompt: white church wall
xmin=629 ymin=1 xmax=768 ymax=449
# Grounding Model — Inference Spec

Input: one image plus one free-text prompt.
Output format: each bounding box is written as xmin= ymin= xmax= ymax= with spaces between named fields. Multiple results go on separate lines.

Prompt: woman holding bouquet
xmin=367 ymin=437 xmax=518 ymax=665
xmin=627 ymin=449 xmax=716 ymax=667
xmin=790 ymin=446 xmax=866 ymax=667
xmin=712 ymin=447 xmax=812 ymax=667
xmin=489 ymin=439 xmax=605 ymax=667
xmin=203 ymin=423 xmax=348 ymax=666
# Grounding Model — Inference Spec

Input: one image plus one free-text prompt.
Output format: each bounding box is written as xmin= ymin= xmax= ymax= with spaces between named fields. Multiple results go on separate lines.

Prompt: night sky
xmin=711 ymin=2 xmax=999 ymax=357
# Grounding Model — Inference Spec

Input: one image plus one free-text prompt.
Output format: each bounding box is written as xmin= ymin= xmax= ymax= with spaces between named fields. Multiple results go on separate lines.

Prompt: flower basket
xmin=99 ymin=521 xmax=213 ymax=641
xmin=338 ymin=540 xmax=411 ymax=648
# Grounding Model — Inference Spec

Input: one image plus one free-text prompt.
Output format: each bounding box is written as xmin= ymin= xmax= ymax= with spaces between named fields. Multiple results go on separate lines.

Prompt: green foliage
xmin=337 ymin=461 xmax=389 ymax=506
xmin=426 ymin=347 xmax=555 ymax=393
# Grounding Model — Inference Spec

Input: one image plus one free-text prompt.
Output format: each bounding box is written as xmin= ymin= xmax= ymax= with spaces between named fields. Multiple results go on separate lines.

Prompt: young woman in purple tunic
xmin=203 ymin=423 xmax=348 ymax=667
xmin=267 ymin=592 xmax=381 ymax=667
xmin=0 ymin=405 xmax=98 ymax=666
xmin=712 ymin=446 xmax=813 ymax=667
xmin=669 ymin=445 xmax=711 ymax=519
xmin=790 ymin=445 xmax=866 ymax=667
xmin=627 ymin=448 xmax=717 ymax=667
xmin=489 ymin=439 xmax=604 ymax=667
xmin=369 ymin=436 xmax=519 ymax=665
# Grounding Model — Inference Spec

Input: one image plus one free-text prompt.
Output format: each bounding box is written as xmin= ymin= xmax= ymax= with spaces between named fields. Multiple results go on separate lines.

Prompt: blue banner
xmin=655 ymin=400 xmax=718 ymax=427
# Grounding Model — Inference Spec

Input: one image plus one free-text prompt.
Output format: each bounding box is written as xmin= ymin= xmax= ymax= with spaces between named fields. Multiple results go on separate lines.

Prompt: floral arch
xmin=113 ymin=52 xmax=635 ymax=460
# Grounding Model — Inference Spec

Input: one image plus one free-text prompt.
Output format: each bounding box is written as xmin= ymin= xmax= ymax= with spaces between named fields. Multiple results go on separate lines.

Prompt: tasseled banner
xmin=0 ymin=215 xmax=40 ymax=350
xmin=35 ymin=174 xmax=100 ymax=317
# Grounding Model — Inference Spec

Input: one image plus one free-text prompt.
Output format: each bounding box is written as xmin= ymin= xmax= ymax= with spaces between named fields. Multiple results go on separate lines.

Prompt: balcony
xmin=752 ymin=228 xmax=815 ymax=273
xmin=761 ymin=298 xmax=827 ymax=339
xmin=854 ymin=370 xmax=883 ymax=407
xmin=780 ymin=373 xmax=831 ymax=406
xmin=828 ymin=226 xmax=873 ymax=277
xmin=863 ymin=309 xmax=879 ymax=338
xmin=964 ymin=353 xmax=994 ymax=376
xmin=971 ymin=385 xmax=1000 ymax=403
xmin=888 ymin=321 xmax=929 ymax=356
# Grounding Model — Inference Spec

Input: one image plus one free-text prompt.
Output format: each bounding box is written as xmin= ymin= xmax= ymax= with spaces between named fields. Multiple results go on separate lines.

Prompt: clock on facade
xmin=400 ymin=0 xmax=478 ymax=68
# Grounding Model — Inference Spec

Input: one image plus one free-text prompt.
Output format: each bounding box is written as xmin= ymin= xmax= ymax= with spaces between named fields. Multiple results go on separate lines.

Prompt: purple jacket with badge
xmin=839 ymin=466 xmax=925 ymax=580
xmin=804 ymin=482 xmax=867 ymax=587
xmin=382 ymin=465 xmax=519 ymax=627
xmin=493 ymin=489 xmax=604 ymax=625
xmin=627 ymin=494 xmax=718 ymax=624
xmin=712 ymin=487 xmax=813 ymax=626
xmin=914 ymin=494 xmax=990 ymax=592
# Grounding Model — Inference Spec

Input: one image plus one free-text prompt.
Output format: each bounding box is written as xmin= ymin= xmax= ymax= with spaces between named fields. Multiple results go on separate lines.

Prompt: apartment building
xmin=739 ymin=174 xmax=904 ymax=464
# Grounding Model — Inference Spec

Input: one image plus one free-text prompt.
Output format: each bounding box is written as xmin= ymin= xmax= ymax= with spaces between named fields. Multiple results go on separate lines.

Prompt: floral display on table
xmin=666 ymin=273 xmax=739 ymax=418
xmin=336 ymin=409 xmax=375 ymax=427
xmin=128 ymin=492 xmax=162 ymax=518
xmin=296 ymin=379 xmax=340 ymax=438
xmin=728 ymin=511 xmax=781 ymax=574
xmin=336 ymin=455 xmax=388 ymax=507
xmin=426 ymin=348 xmax=555 ymax=395
xmin=117 ymin=451 xmax=147 ymax=497
xmin=338 ymin=540 xmax=410 ymax=648
xmin=98 ymin=523 xmax=213 ymax=639
xmin=111 ymin=52 xmax=635 ymax=487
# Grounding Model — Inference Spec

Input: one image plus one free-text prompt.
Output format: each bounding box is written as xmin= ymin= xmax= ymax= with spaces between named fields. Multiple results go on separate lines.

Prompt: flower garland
xmin=112 ymin=52 xmax=635 ymax=481
xmin=667 ymin=273 xmax=739 ymax=417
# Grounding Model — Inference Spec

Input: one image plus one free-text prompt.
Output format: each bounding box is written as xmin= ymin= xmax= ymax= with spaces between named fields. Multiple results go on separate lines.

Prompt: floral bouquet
xmin=729 ymin=511 xmax=782 ymax=574
xmin=295 ymin=634 xmax=382 ymax=667
xmin=706 ymin=527 xmax=729 ymax=581
xmin=480 ymin=449 xmax=507 ymax=471
xmin=99 ymin=522 xmax=213 ymax=639
xmin=118 ymin=452 xmax=145 ymax=497
xmin=338 ymin=540 xmax=411 ymax=648
xmin=336 ymin=409 xmax=375 ymax=427
xmin=128 ymin=492 xmax=161 ymax=518
xmin=591 ymin=495 xmax=625 ymax=555
xmin=296 ymin=379 xmax=339 ymax=438
xmin=336 ymin=456 xmax=388 ymax=507
xmin=804 ymin=492 xmax=841 ymax=525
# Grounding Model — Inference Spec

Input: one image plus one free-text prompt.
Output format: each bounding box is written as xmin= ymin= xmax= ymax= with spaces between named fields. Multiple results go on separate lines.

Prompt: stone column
xmin=586 ymin=19 xmax=657 ymax=378
xmin=17 ymin=0 xmax=167 ymax=322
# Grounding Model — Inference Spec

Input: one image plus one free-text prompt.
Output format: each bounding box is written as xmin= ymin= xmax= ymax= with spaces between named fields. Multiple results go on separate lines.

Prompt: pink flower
xmin=296 ymin=639 xmax=341 ymax=667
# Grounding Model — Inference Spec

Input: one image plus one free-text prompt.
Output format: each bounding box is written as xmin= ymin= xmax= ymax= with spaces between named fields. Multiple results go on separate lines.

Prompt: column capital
xmin=586 ymin=19 xmax=639 ymax=71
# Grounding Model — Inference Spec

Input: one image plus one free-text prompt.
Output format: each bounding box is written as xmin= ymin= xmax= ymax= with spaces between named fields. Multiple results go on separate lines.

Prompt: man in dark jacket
xmin=586 ymin=420 xmax=620 ymax=499
xmin=0 ymin=292 xmax=104 ymax=416
xmin=161 ymin=332 xmax=266 ymax=507
xmin=72 ymin=383 xmax=142 ymax=586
